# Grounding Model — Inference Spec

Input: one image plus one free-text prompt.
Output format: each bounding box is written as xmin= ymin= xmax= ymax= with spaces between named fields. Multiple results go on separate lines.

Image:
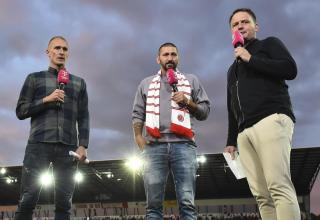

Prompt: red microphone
xmin=57 ymin=68 xmax=69 ymax=107
xmin=167 ymin=68 xmax=178 ymax=92
xmin=232 ymin=30 xmax=244 ymax=48
xmin=57 ymin=68 xmax=70 ymax=90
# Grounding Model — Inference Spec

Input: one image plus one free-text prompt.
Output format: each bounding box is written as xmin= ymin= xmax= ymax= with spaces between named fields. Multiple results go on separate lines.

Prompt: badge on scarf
xmin=177 ymin=114 xmax=184 ymax=122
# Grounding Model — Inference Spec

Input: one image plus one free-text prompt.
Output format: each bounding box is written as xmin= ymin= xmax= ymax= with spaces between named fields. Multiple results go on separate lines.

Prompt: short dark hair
xmin=158 ymin=42 xmax=178 ymax=55
xmin=229 ymin=8 xmax=257 ymax=26
xmin=48 ymin=36 xmax=68 ymax=47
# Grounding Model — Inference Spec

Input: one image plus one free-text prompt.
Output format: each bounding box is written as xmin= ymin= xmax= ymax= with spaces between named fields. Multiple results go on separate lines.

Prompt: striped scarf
xmin=145 ymin=70 xmax=193 ymax=139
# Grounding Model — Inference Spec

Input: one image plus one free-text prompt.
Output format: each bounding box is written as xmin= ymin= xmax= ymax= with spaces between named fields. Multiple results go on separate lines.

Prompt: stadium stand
xmin=0 ymin=147 xmax=319 ymax=219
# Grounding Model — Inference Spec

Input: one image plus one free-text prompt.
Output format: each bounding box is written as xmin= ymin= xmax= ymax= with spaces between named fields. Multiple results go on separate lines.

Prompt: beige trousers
xmin=238 ymin=113 xmax=300 ymax=220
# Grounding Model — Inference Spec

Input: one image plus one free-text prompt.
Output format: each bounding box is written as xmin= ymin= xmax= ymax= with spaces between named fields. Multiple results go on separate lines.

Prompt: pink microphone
xmin=56 ymin=68 xmax=70 ymax=107
xmin=57 ymin=68 xmax=70 ymax=90
xmin=167 ymin=68 xmax=178 ymax=92
xmin=232 ymin=30 xmax=244 ymax=48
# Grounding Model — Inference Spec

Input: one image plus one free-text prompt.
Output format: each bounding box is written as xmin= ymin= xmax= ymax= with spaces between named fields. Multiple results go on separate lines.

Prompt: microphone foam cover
xmin=167 ymin=68 xmax=178 ymax=85
xmin=57 ymin=68 xmax=70 ymax=84
xmin=232 ymin=30 xmax=244 ymax=48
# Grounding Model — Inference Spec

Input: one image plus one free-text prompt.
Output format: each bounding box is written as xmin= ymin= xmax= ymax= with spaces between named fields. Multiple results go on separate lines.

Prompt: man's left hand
xmin=75 ymin=146 xmax=87 ymax=162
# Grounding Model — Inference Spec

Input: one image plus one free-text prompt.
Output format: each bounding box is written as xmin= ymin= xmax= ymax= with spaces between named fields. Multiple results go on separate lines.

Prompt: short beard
xmin=163 ymin=62 xmax=177 ymax=71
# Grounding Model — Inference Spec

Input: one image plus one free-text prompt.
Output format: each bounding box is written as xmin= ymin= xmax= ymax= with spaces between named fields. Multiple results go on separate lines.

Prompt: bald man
xmin=15 ymin=36 xmax=89 ymax=220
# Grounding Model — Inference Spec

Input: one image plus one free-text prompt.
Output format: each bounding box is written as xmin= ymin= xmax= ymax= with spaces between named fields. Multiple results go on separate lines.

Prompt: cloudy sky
xmin=0 ymin=0 xmax=319 ymax=214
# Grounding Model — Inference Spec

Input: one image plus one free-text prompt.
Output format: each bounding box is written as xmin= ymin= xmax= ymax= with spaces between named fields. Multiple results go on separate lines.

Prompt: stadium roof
xmin=1 ymin=147 xmax=319 ymax=205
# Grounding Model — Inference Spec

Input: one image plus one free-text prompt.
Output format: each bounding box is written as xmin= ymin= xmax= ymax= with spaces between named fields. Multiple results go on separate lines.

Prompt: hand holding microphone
xmin=69 ymin=151 xmax=90 ymax=164
xmin=167 ymin=68 xmax=189 ymax=106
xmin=42 ymin=68 xmax=70 ymax=105
xmin=43 ymin=89 xmax=65 ymax=104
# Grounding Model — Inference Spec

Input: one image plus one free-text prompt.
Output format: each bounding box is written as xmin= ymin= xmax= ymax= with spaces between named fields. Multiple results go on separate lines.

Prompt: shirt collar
xmin=48 ymin=67 xmax=58 ymax=75
xmin=244 ymin=38 xmax=258 ymax=48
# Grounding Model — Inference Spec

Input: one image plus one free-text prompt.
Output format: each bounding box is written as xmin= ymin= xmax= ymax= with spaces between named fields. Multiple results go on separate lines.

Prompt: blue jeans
xmin=14 ymin=142 xmax=77 ymax=220
xmin=141 ymin=142 xmax=198 ymax=220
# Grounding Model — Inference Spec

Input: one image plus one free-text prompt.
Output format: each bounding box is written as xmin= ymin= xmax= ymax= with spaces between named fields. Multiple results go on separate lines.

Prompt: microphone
xmin=232 ymin=30 xmax=244 ymax=48
xmin=57 ymin=68 xmax=70 ymax=90
xmin=69 ymin=151 xmax=90 ymax=164
xmin=167 ymin=68 xmax=178 ymax=92
xmin=57 ymin=68 xmax=69 ymax=107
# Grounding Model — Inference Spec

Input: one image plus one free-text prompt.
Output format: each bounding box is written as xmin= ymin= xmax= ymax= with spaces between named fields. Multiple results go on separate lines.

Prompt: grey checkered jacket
xmin=16 ymin=67 xmax=89 ymax=147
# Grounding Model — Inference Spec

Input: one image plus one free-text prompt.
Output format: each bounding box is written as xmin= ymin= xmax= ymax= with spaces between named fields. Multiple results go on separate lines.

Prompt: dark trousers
xmin=14 ymin=142 xmax=77 ymax=220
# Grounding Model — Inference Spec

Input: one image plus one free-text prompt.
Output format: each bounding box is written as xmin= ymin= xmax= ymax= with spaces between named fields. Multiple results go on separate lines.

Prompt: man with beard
xmin=132 ymin=42 xmax=210 ymax=219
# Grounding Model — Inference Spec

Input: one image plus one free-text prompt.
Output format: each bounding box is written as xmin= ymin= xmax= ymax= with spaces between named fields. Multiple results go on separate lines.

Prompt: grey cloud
xmin=1 ymin=0 xmax=319 ymax=160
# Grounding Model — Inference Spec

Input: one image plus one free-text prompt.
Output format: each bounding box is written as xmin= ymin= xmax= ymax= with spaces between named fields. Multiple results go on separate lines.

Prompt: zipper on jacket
xmin=236 ymin=80 xmax=245 ymax=125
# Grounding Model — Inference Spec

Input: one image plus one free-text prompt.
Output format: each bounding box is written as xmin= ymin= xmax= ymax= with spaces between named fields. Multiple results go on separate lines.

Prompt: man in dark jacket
xmin=224 ymin=8 xmax=300 ymax=220
xmin=14 ymin=36 xmax=89 ymax=220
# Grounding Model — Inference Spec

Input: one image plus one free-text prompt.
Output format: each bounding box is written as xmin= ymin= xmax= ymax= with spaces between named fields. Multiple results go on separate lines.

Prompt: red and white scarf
xmin=145 ymin=70 xmax=193 ymax=139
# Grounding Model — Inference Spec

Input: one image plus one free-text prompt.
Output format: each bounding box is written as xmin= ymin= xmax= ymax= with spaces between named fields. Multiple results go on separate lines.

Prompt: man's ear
xmin=255 ymin=23 xmax=259 ymax=33
xmin=156 ymin=56 xmax=160 ymax=64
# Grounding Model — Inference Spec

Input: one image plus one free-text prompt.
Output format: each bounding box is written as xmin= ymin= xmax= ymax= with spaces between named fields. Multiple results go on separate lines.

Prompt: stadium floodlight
xmin=39 ymin=171 xmax=54 ymax=187
xmin=106 ymin=172 xmax=114 ymax=179
xmin=0 ymin=167 xmax=6 ymax=175
xmin=100 ymin=171 xmax=114 ymax=179
xmin=6 ymin=177 xmax=12 ymax=184
xmin=197 ymin=155 xmax=207 ymax=164
xmin=5 ymin=177 xmax=17 ymax=184
xmin=74 ymin=171 xmax=84 ymax=183
xmin=125 ymin=156 xmax=143 ymax=173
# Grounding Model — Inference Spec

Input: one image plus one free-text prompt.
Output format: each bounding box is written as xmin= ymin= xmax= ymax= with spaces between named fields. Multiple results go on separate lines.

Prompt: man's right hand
xmin=135 ymin=135 xmax=149 ymax=150
xmin=43 ymin=89 xmax=65 ymax=103
xmin=224 ymin=146 xmax=238 ymax=160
